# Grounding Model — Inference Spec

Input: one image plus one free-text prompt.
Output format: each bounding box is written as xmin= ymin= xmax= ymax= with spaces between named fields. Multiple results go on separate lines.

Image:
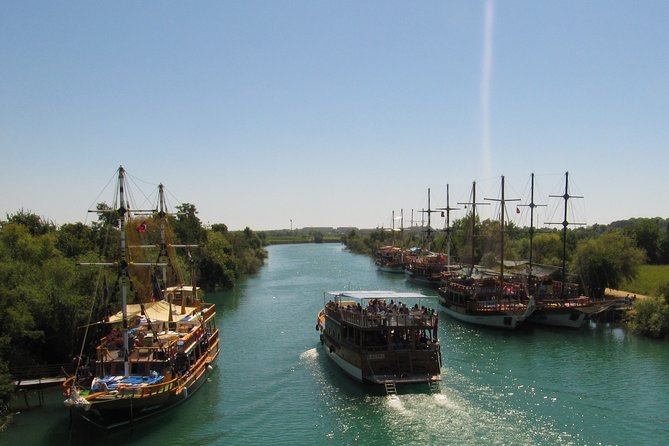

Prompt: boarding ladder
xmin=384 ymin=381 xmax=397 ymax=395
xmin=428 ymin=378 xmax=440 ymax=393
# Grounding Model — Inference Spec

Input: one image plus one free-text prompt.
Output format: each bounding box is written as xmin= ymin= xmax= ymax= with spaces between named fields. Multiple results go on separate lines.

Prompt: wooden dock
xmin=13 ymin=376 xmax=68 ymax=390
xmin=11 ymin=363 xmax=73 ymax=408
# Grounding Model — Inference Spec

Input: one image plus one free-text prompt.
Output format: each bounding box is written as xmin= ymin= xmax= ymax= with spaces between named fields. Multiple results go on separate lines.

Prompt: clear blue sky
xmin=2 ymin=1 xmax=667 ymax=231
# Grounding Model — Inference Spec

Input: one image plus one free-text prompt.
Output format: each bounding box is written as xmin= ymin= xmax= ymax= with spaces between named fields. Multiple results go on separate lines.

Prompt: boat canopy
xmin=378 ymin=246 xmax=402 ymax=251
xmin=107 ymin=300 xmax=198 ymax=324
xmin=325 ymin=290 xmax=434 ymax=302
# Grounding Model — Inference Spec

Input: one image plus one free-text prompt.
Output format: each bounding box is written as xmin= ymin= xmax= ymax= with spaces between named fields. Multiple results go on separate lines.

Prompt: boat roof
xmin=325 ymin=290 xmax=433 ymax=301
xmin=107 ymin=300 xmax=198 ymax=324
xmin=164 ymin=285 xmax=201 ymax=292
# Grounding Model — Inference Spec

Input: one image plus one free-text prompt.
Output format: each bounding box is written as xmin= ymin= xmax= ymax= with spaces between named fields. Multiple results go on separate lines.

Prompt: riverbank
xmin=605 ymin=288 xmax=650 ymax=300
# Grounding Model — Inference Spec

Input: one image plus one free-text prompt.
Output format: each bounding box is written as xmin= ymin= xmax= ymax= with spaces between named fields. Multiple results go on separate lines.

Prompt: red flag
xmin=516 ymin=207 xmax=520 ymax=214
xmin=136 ymin=221 xmax=147 ymax=233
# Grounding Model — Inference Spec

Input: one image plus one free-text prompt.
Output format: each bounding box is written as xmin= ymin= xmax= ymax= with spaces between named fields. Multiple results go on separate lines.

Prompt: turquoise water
xmin=4 ymin=243 xmax=669 ymax=445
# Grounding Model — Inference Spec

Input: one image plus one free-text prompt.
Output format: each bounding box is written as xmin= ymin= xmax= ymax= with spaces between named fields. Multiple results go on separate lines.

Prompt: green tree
xmin=450 ymin=214 xmax=483 ymax=266
xmin=659 ymin=236 xmax=669 ymax=264
xmin=571 ymin=231 xmax=646 ymax=298
xmin=57 ymin=222 xmax=95 ymax=258
xmin=1 ymin=224 xmax=81 ymax=365
xmin=172 ymin=203 xmax=207 ymax=245
xmin=530 ymin=232 xmax=563 ymax=266
xmin=0 ymin=360 xmax=13 ymax=422
xmin=342 ymin=229 xmax=373 ymax=255
xmin=659 ymin=281 xmax=669 ymax=304
xmin=627 ymin=218 xmax=662 ymax=264
xmin=211 ymin=223 xmax=228 ymax=233
xmin=5 ymin=209 xmax=55 ymax=236
xmin=629 ymin=297 xmax=669 ymax=338
xmin=197 ymin=227 xmax=267 ymax=289
xmin=199 ymin=231 xmax=236 ymax=288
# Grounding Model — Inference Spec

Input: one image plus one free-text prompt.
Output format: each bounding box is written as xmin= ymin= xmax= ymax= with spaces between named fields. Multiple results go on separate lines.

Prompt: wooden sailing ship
xmin=374 ymin=210 xmax=406 ymax=273
xmin=404 ymin=189 xmax=450 ymax=287
xmin=374 ymin=245 xmax=406 ymax=273
xmin=317 ymin=291 xmax=441 ymax=391
xmin=439 ymin=178 xmax=535 ymax=329
xmin=63 ymin=166 xmax=220 ymax=429
xmin=525 ymin=172 xmax=612 ymax=327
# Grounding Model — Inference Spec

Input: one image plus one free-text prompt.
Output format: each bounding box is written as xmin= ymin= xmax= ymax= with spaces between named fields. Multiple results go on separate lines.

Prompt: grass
xmin=620 ymin=264 xmax=669 ymax=297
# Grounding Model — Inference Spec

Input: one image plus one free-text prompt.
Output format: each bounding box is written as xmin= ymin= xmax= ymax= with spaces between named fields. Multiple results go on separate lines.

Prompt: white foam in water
xmin=299 ymin=348 xmax=318 ymax=362
xmin=433 ymin=392 xmax=461 ymax=411
xmin=385 ymin=394 xmax=407 ymax=413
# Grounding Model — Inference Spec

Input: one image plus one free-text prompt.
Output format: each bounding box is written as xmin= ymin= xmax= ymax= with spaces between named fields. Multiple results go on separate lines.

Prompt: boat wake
xmin=432 ymin=392 xmax=461 ymax=411
xmin=299 ymin=348 xmax=319 ymax=363
xmin=384 ymin=394 xmax=407 ymax=413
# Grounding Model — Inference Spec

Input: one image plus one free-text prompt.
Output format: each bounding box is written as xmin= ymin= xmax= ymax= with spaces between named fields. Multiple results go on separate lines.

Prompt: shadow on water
xmin=206 ymin=280 xmax=248 ymax=313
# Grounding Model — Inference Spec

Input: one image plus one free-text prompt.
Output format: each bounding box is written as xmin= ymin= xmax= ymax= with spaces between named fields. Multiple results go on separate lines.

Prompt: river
xmin=4 ymin=243 xmax=668 ymax=445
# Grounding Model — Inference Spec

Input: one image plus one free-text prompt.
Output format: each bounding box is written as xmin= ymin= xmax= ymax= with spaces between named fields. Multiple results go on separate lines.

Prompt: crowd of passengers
xmin=328 ymin=299 xmax=436 ymax=317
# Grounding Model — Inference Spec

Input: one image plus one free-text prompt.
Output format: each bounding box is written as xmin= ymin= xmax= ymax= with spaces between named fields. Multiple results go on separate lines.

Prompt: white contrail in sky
xmin=481 ymin=0 xmax=494 ymax=179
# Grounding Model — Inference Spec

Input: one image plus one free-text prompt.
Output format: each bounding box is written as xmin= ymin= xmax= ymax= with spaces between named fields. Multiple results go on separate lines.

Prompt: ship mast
xmin=117 ymin=166 xmax=131 ymax=376
xmin=437 ymin=184 xmax=460 ymax=269
xmin=82 ymin=166 xmax=142 ymax=376
xmin=547 ymin=172 xmax=584 ymax=298
xmin=391 ymin=210 xmax=396 ymax=246
xmin=485 ymin=176 xmax=519 ymax=292
xmin=156 ymin=184 xmax=201 ymax=313
xmin=459 ymin=182 xmax=489 ymax=275
xmin=420 ymin=188 xmax=440 ymax=251
xmin=155 ymin=183 xmax=174 ymax=322
xmin=400 ymin=208 xmax=404 ymax=247
xmin=518 ymin=173 xmax=546 ymax=283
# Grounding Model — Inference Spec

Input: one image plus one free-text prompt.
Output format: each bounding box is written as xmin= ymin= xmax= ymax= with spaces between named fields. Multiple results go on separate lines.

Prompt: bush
xmin=629 ymin=296 xmax=669 ymax=339
xmin=659 ymin=281 xmax=669 ymax=304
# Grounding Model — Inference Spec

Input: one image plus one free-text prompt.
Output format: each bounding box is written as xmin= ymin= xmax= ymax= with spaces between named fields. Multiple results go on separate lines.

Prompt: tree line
xmin=0 ymin=206 xmax=267 ymax=411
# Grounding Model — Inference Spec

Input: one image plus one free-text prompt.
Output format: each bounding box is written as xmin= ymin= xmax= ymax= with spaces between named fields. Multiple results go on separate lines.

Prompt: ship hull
xmin=440 ymin=302 xmax=527 ymax=329
xmin=527 ymin=308 xmax=586 ymax=328
xmin=70 ymin=339 xmax=220 ymax=430
xmin=376 ymin=264 xmax=404 ymax=274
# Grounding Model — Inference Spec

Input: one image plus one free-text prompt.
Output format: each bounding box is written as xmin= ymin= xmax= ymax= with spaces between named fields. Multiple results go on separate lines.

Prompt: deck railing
xmin=325 ymin=305 xmax=437 ymax=329
xmin=97 ymin=305 xmax=217 ymax=363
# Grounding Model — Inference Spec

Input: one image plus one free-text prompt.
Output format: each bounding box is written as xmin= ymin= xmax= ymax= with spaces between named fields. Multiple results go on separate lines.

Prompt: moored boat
xmin=404 ymin=252 xmax=448 ymax=287
xmin=317 ymin=291 xmax=441 ymax=390
xmin=438 ymin=177 xmax=535 ymax=329
xmin=439 ymin=275 xmax=535 ymax=329
xmin=404 ymin=188 xmax=450 ymax=287
xmin=526 ymin=277 xmax=601 ymax=327
xmin=374 ymin=245 xmax=405 ymax=273
xmin=523 ymin=172 xmax=610 ymax=328
xmin=374 ymin=210 xmax=406 ymax=273
xmin=63 ymin=166 xmax=220 ymax=429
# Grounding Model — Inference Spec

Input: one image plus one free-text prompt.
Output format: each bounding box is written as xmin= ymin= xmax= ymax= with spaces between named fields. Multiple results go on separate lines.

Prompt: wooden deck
xmin=13 ymin=376 xmax=68 ymax=390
